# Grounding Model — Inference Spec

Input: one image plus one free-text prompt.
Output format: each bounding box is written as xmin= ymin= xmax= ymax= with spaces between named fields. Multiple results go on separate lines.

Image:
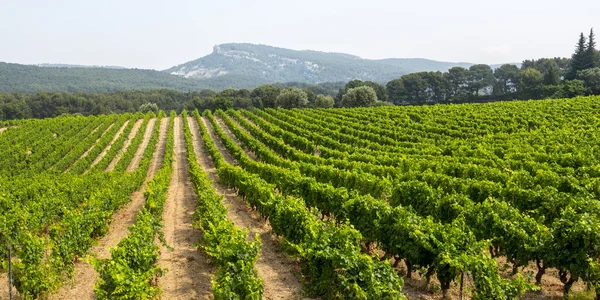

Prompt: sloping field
xmin=1 ymin=96 xmax=600 ymax=299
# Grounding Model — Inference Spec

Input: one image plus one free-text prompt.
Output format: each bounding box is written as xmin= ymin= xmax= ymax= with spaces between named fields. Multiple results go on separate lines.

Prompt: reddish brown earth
xmin=47 ymin=118 xmax=169 ymax=300
xmin=191 ymin=116 xmax=306 ymax=299
xmin=157 ymin=117 xmax=214 ymax=299
xmin=105 ymin=118 xmax=143 ymax=172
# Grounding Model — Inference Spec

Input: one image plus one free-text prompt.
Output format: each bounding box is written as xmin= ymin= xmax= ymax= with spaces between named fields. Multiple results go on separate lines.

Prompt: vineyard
xmin=1 ymin=95 xmax=600 ymax=299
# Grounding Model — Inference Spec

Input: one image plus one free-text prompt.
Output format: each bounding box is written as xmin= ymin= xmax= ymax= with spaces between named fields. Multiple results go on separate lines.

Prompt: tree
xmin=233 ymin=97 xmax=253 ymax=109
xmin=386 ymin=79 xmax=405 ymax=105
xmin=517 ymin=68 xmax=543 ymax=99
xmin=138 ymin=102 xmax=159 ymax=114
xmin=304 ymin=89 xmax=317 ymax=107
xmin=275 ymin=88 xmax=308 ymax=109
xmin=583 ymin=28 xmax=599 ymax=69
xmin=559 ymin=80 xmax=587 ymax=98
xmin=336 ymin=80 xmax=388 ymax=103
xmin=341 ymin=86 xmax=378 ymax=107
xmin=211 ymin=96 xmax=234 ymax=111
xmin=567 ymin=32 xmax=588 ymax=80
xmin=544 ymin=65 xmax=561 ymax=86
xmin=1 ymin=100 xmax=32 ymax=120
xmin=445 ymin=67 xmax=469 ymax=101
xmin=577 ymin=67 xmax=600 ymax=94
xmin=399 ymin=73 xmax=428 ymax=104
xmin=494 ymin=64 xmax=520 ymax=95
xmin=423 ymin=72 xmax=448 ymax=103
xmin=251 ymin=85 xmax=281 ymax=108
xmin=364 ymin=81 xmax=389 ymax=102
xmin=467 ymin=64 xmax=495 ymax=97
xmin=314 ymin=95 xmax=335 ymax=108
xmin=336 ymin=80 xmax=363 ymax=104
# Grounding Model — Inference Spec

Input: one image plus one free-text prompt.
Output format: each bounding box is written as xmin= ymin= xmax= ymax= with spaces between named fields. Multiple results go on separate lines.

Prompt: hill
xmin=0 ymin=62 xmax=213 ymax=93
xmin=37 ymin=63 xmax=126 ymax=69
xmin=0 ymin=44 xmax=487 ymax=93
xmin=165 ymin=43 xmax=474 ymax=83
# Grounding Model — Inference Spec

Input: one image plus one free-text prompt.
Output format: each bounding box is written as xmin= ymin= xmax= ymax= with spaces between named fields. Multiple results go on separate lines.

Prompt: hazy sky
xmin=1 ymin=0 xmax=599 ymax=70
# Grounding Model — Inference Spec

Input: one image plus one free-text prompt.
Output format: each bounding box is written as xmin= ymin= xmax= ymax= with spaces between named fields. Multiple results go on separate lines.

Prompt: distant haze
xmin=1 ymin=0 xmax=598 ymax=70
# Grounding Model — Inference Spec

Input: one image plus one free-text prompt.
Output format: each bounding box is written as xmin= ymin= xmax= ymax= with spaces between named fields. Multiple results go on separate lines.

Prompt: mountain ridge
xmin=163 ymin=43 xmax=476 ymax=83
xmin=37 ymin=63 xmax=125 ymax=69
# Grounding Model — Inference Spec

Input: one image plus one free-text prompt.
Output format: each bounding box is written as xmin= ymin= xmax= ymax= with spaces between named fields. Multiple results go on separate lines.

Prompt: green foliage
xmin=250 ymin=85 xmax=281 ymax=108
xmin=577 ymin=67 xmax=600 ymax=94
xmin=554 ymin=80 xmax=587 ymax=98
xmin=94 ymin=112 xmax=174 ymax=299
xmin=468 ymin=64 xmax=495 ymax=96
xmin=183 ymin=110 xmax=263 ymax=299
xmin=517 ymin=68 xmax=543 ymax=99
xmin=201 ymin=110 xmax=406 ymax=299
xmin=227 ymin=96 xmax=600 ymax=298
xmin=275 ymin=87 xmax=308 ymax=109
xmin=494 ymin=64 xmax=520 ymax=95
xmin=0 ymin=62 xmax=211 ymax=93
xmin=4 ymin=81 xmax=600 ymax=300
xmin=336 ymin=80 xmax=389 ymax=103
xmin=314 ymin=95 xmax=335 ymax=108
xmin=341 ymin=86 xmax=378 ymax=107
xmin=568 ymin=32 xmax=590 ymax=80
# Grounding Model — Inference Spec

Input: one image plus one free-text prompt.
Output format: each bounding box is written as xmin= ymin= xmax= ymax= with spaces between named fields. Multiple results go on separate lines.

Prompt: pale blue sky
xmin=1 ymin=0 xmax=599 ymax=70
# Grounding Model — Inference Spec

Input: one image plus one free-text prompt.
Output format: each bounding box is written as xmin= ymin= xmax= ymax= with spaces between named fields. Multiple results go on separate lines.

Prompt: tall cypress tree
xmin=567 ymin=32 xmax=587 ymax=80
xmin=583 ymin=28 xmax=598 ymax=69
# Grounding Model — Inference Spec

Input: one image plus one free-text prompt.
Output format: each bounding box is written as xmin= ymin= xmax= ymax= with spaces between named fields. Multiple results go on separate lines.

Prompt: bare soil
xmin=497 ymin=257 xmax=587 ymax=300
xmin=105 ymin=118 xmax=143 ymax=172
xmin=0 ymin=274 xmax=14 ymax=300
xmin=0 ymin=127 xmax=7 ymax=133
xmin=214 ymin=116 xmax=259 ymax=160
xmin=127 ymin=118 xmax=157 ymax=172
xmin=392 ymin=256 xmax=591 ymax=300
xmin=158 ymin=117 xmax=214 ymax=299
xmin=148 ymin=118 xmax=169 ymax=178
xmin=47 ymin=118 xmax=169 ymax=300
xmin=84 ymin=120 xmax=129 ymax=174
xmin=190 ymin=116 xmax=305 ymax=300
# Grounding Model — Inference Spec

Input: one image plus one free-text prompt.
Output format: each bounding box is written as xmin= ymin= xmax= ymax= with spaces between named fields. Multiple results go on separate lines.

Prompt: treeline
xmin=386 ymin=29 xmax=600 ymax=105
xmin=1 ymin=30 xmax=599 ymax=121
xmin=0 ymin=82 xmax=344 ymax=120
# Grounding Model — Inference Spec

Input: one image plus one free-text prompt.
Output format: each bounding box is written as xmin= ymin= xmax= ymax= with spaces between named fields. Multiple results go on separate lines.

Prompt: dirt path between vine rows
xmin=158 ymin=117 xmax=214 ymax=299
xmin=84 ymin=120 xmax=129 ymax=174
xmin=48 ymin=118 xmax=169 ymax=300
xmin=105 ymin=118 xmax=143 ymax=172
xmin=126 ymin=118 xmax=157 ymax=172
xmin=63 ymin=122 xmax=115 ymax=173
xmin=214 ymin=115 xmax=265 ymax=164
xmin=49 ymin=123 xmax=102 ymax=170
xmin=199 ymin=116 xmax=306 ymax=300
